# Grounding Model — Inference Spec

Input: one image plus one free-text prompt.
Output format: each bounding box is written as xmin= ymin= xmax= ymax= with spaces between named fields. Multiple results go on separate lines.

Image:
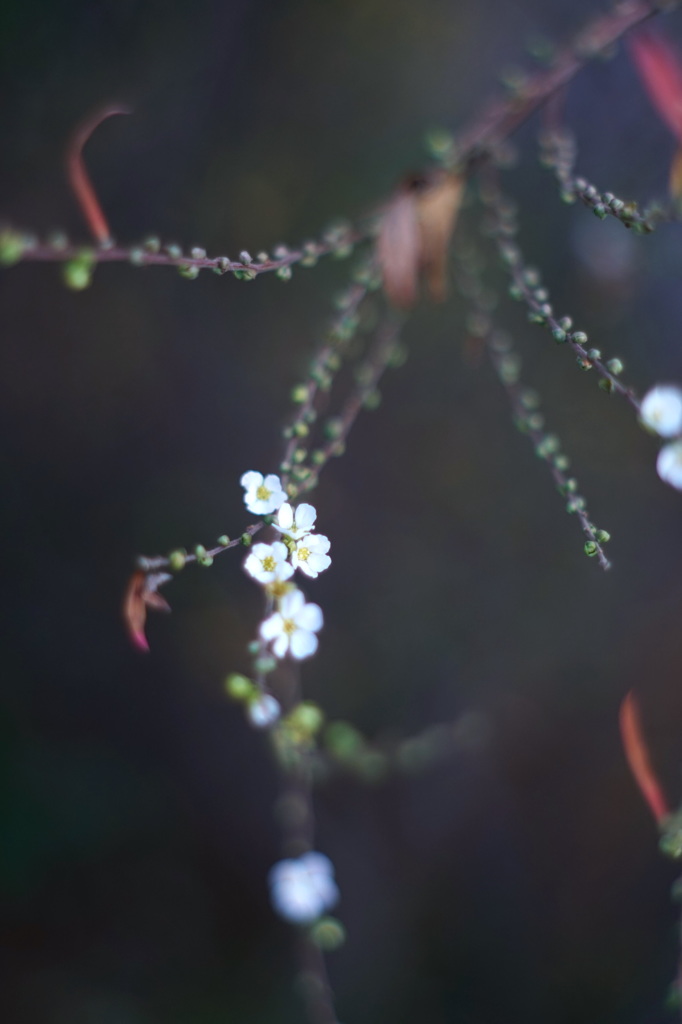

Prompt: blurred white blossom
xmin=657 ymin=439 xmax=682 ymax=490
xmin=240 ymin=471 xmax=287 ymax=515
xmin=260 ymin=589 xmax=323 ymax=659
xmin=640 ymin=385 xmax=682 ymax=438
xmin=273 ymin=502 xmax=317 ymax=540
xmin=246 ymin=694 xmax=281 ymax=728
xmin=268 ymin=851 xmax=339 ymax=924
xmin=244 ymin=542 xmax=294 ymax=584
xmin=292 ymin=534 xmax=331 ymax=578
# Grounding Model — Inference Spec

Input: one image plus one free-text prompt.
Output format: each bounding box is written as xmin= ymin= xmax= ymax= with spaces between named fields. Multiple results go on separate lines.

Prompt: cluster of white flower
xmin=240 ymin=471 xmax=330 ymax=660
xmin=640 ymin=385 xmax=682 ymax=490
xmin=268 ymin=851 xmax=339 ymax=924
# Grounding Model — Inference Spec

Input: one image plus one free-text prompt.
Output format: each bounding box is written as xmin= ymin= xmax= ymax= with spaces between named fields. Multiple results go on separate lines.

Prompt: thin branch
xmin=297 ymin=310 xmax=405 ymax=496
xmin=2 ymin=1 xmax=673 ymax=281
xmin=454 ymin=243 xmax=612 ymax=570
xmin=539 ymin=127 xmax=674 ymax=232
xmin=480 ymin=180 xmax=642 ymax=414
xmin=453 ymin=0 xmax=671 ymax=164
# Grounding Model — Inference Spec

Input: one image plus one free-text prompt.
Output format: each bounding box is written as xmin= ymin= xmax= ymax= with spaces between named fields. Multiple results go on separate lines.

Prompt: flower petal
xmin=295 ymin=602 xmax=323 ymax=632
xmin=275 ymin=503 xmax=294 ymax=531
xmin=295 ymin=503 xmax=317 ymax=532
xmin=272 ymin=633 xmax=290 ymax=659
xmin=290 ymin=629 xmax=319 ymax=659
xmin=240 ymin=470 xmax=263 ymax=489
xmin=280 ymin=588 xmax=305 ymax=618
xmin=260 ymin=612 xmax=284 ymax=641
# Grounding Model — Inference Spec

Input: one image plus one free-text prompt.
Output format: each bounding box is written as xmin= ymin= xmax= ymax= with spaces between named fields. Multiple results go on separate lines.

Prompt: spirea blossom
xmin=260 ymin=589 xmax=323 ymax=659
xmin=292 ymin=534 xmax=331 ymax=578
xmin=240 ymin=471 xmax=287 ymax=515
xmin=244 ymin=542 xmax=294 ymax=584
xmin=657 ymin=439 xmax=682 ymax=490
xmin=246 ymin=694 xmax=281 ymax=729
xmin=640 ymin=385 xmax=682 ymax=438
xmin=273 ymin=502 xmax=317 ymax=540
xmin=268 ymin=851 xmax=339 ymax=924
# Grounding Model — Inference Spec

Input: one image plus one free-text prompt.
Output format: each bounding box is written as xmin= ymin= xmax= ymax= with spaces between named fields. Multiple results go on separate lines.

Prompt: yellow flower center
xmin=262 ymin=555 xmax=276 ymax=572
xmin=256 ymin=484 xmax=272 ymax=501
xmin=283 ymin=618 xmax=296 ymax=635
xmin=267 ymin=580 xmax=293 ymax=599
xmin=297 ymin=546 xmax=310 ymax=562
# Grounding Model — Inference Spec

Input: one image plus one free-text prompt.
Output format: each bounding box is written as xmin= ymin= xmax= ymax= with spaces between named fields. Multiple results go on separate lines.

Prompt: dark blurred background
xmin=2 ymin=1 xmax=682 ymax=1022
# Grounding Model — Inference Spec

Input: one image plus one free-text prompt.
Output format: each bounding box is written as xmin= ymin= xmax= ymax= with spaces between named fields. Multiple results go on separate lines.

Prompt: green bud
xmin=288 ymin=701 xmax=325 ymax=737
xmin=225 ymin=673 xmax=255 ymax=701
xmin=599 ymin=378 xmax=615 ymax=393
xmin=198 ymin=554 xmax=213 ymax=567
xmin=552 ymin=328 xmax=567 ymax=343
xmin=168 ymin=549 xmax=186 ymax=571
xmin=293 ymin=422 xmax=309 ymax=438
xmin=325 ymin=721 xmax=364 ymax=760
xmin=178 ymin=264 xmax=199 ymax=280
xmin=0 ymin=229 xmax=26 ymax=266
xmin=572 ymin=331 xmax=588 ymax=345
xmin=607 ymin=358 xmax=624 ymax=375
xmin=241 ymin=533 xmax=252 ymax=547
xmin=593 ymin=204 xmax=608 ymax=220
xmin=218 ymin=535 xmax=230 ymax=547
xmin=63 ymin=249 xmax=95 ymax=290
xmin=276 ymin=265 xmax=292 ymax=281
xmin=363 ymin=389 xmax=381 ymax=410
xmin=554 ymin=454 xmax=570 ymax=470
xmin=254 ymin=656 xmax=277 ymax=675
xmin=584 ymin=541 xmax=598 ymax=557
xmin=194 ymin=545 xmax=206 ymax=558
xmin=595 ymin=529 xmax=611 ymax=543
xmin=324 ymin=417 xmax=344 ymax=439
xmin=143 ymin=236 xmax=161 ymax=253
xmin=291 ymin=384 xmax=309 ymax=403
xmin=310 ymin=916 xmax=346 ymax=952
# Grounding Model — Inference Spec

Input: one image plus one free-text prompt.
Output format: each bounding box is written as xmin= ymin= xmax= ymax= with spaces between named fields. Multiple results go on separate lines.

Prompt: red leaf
xmin=123 ymin=570 xmax=171 ymax=653
xmin=619 ymin=690 xmax=670 ymax=825
xmin=629 ymin=29 xmax=682 ymax=142
xmin=67 ymin=105 xmax=130 ymax=245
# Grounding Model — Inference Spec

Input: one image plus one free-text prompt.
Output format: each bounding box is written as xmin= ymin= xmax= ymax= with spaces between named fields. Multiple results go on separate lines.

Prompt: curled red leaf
xmin=123 ymin=570 xmax=172 ymax=653
xmin=619 ymin=689 xmax=670 ymax=825
xmin=629 ymin=28 xmax=682 ymax=142
xmin=67 ymin=105 xmax=130 ymax=245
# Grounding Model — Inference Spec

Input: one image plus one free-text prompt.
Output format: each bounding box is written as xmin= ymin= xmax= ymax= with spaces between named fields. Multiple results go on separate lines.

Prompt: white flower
xmin=244 ymin=542 xmax=294 ymax=584
xmin=246 ymin=694 xmax=281 ymax=729
xmin=657 ymin=439 xmax=682 ymax=489
xmin=268 ymin=851 xmax=339 ymax=924
xmin=292 ymin=534 xmax=331 ymax=578
xmin=273 ymin=502 xmax=317 ymax=541
xmin=640 ymin=385 xmax=682 ymax=438
xmin=260 ymin=589 xmax=323 ymax=659
xmin=240 ymin=471 xmax=287 ymax=515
